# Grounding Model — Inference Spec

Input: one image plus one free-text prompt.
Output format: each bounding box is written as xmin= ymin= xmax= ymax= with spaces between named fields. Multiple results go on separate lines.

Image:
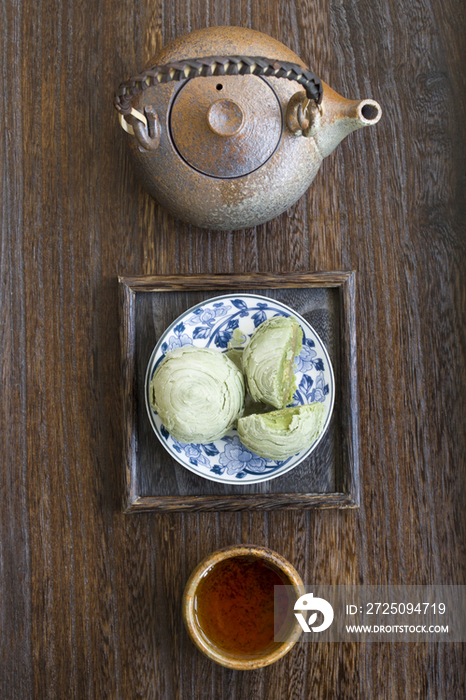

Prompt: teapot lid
xmin=170 ymin=73 xmax=282 ymax=178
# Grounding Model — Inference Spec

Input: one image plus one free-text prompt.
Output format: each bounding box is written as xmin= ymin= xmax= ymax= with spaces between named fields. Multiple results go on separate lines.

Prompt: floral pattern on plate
xmin=146 ymin=294 xmax=335 ymax=485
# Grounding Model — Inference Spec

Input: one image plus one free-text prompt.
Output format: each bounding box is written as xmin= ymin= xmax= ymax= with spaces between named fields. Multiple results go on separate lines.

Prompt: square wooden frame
xmin=119 ymin=272 xmax=359 ymax=512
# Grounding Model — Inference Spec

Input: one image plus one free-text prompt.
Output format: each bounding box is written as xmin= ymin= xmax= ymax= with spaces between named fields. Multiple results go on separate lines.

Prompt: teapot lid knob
xmin=207 ymin=99 xmax=245 ymax=137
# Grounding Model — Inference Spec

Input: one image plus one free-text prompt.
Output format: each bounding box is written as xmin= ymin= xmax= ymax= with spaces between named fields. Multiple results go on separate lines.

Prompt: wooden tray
xmin=119 ymin=273 xmax=359 ymax=512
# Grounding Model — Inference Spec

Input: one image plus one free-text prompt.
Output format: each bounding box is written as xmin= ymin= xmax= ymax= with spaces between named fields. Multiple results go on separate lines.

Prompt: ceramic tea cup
xmin=182 ymin=544 xmax=305 ymax=670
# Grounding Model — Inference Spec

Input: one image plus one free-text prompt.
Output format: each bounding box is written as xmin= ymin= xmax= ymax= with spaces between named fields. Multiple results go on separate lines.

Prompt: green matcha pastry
xmin=237 ymin=403 xmax=326 ymax=460
xmin=242 ymin=316 xmax=303 ymax=409
xmin=150 ymin=346 xmax=245 ymax=444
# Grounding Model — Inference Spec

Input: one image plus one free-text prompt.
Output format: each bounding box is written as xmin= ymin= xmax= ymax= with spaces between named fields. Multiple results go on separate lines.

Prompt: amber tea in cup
xmin=194 ymin=555 xmax=291 ymax=655
xmin=182 ymin=545 xmax=304 ymax=670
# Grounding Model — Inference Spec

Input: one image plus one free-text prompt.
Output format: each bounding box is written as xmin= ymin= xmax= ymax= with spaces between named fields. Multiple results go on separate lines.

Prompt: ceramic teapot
xmin=114 ymin=27 xmax=381 ymax=231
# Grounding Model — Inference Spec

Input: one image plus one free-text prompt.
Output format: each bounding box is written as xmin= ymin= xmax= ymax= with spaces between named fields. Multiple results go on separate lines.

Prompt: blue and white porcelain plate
xmin=145 ymin=294 xmax=335 ymax=485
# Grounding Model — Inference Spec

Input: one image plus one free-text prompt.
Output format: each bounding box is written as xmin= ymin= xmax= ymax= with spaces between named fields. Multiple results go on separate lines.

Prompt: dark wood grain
xmin=120 ymin=271 xmax=355 ymax=289
xmin=1 ymin=0 xmax=465 ymax=698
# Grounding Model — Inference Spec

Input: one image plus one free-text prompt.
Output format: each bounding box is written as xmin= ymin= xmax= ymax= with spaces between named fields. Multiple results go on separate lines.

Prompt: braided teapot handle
xmin=114 ymin=55 xmax=323 ymax=117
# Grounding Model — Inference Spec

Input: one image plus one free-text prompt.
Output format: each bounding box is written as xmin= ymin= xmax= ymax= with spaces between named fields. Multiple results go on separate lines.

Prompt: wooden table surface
xmin=2 ymin=0 xmax=465 ymax=698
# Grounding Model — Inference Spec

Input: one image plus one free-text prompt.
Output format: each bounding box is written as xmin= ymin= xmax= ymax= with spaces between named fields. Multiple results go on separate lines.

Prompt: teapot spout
xmin=309 ymin=84 xmax=382 ymax=159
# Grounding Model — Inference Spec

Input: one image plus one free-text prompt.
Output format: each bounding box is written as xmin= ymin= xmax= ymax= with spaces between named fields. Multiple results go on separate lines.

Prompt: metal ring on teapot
xmin=118 ymin=107 xmax=147 ymax=136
